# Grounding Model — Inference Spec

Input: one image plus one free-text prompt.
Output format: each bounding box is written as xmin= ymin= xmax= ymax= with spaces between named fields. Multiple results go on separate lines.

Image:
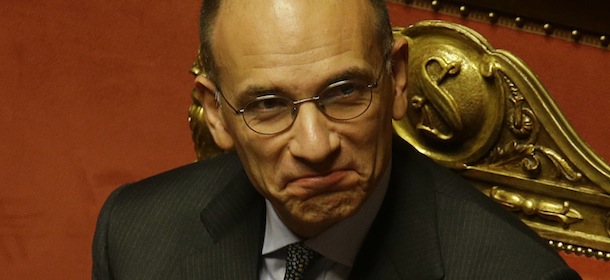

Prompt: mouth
xmin=285 ymin=170 xmax=354 ymax=198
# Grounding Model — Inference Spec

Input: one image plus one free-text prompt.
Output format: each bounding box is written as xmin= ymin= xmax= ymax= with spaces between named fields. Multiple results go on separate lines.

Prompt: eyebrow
xmin=323 ymin=67 xmax=373 ymax=89
xmin=231 ymin=86 xmax=281 ymax=108
xmin=234 ymin=66 xmax=375 ymax=105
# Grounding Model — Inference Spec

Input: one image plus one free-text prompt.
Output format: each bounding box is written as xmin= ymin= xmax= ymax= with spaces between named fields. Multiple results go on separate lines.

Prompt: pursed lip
xmin=284 ymin=170 xmax=354 ymax=198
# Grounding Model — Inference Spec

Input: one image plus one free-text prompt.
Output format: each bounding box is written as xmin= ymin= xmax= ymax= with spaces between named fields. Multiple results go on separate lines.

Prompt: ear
xmin=194 ymin=74 xmax=235 ymax=150
xmin=390 ymin=36 xmax=409 ymax=120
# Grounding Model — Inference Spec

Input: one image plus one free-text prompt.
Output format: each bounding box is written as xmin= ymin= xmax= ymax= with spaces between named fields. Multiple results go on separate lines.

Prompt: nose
xmin=287 ymin=103 xmax=340 ymax=163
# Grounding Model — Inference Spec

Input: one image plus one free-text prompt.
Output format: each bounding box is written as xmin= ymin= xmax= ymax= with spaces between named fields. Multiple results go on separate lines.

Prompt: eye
xmin=259 ymin=98 xmax=281 ymax=109
xmin=245 ymin=95 xmax=291 ymax=113
xmin=336 ymin=82 xmax=357 ymax=95
xmin=321 ymin=80 xmax=368 ymax=104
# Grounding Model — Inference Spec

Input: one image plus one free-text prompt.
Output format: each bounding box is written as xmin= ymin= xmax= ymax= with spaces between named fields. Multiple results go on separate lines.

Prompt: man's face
xmin=200 ymin=0 xmax=407 ymax=237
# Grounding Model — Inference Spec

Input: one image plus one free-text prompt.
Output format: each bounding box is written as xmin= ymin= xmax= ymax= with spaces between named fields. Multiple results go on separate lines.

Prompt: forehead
xmin=211 ymin=0 xmax=380 ymax=92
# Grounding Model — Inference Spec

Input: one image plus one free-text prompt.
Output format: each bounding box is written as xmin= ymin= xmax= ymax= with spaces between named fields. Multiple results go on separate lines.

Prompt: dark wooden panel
xmin=444 ymin=0 xmax=610 ymax=35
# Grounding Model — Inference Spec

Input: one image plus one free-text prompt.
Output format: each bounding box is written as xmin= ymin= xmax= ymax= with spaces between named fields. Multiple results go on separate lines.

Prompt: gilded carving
xmin=482 ymin=75 xmax=583 ymax=182
xmin=485 ymin=141 xmax=583 ymax=182
xmin=393 ymin=23 xmax=505 ymax=166
xmin=411 ymin=57 xmax=463 ymax=142
xmin=504 ymin=75 xmax=539 ymax=140
xmin=490 ymin=187 xmax=583 ymax=225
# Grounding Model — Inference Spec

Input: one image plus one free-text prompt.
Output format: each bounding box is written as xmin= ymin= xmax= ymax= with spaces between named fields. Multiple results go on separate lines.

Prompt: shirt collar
xmin=262 ymin=163 xmax=391 ymax=267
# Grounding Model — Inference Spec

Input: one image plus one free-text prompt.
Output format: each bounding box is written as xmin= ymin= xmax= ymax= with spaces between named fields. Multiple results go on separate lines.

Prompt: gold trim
xmin=548 ymin=240 xmax=610 ymax=261
xmin=490 ymin=186 xmax=583 ymax=225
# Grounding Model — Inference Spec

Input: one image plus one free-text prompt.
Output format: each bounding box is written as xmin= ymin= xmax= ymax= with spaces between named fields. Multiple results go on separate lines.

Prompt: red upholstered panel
xmin=386 ymin=2 xmax=610 ymax=278
xmin=1 ymin=0 xmax=200 ymax=279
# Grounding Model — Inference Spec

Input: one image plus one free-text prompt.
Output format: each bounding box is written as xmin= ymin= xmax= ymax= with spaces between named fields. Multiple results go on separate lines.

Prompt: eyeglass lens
xmin=242 ymin=79 xmax=373 ymax=134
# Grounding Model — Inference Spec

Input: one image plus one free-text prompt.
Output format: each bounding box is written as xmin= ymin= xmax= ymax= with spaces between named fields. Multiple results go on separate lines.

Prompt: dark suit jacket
xmin=92 ymin=140 xmax=581 ymax=279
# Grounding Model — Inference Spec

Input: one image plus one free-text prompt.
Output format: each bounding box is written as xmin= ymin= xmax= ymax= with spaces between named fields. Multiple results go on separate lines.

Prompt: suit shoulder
xmin=394 ymin=140 xmax=539 ymax=234
xmin=93 ymin=152 xmax=246 ymax=278
xmin=97 ymin=151 xmax=245 ymax=235
xmin=392 ymin=140 xmax=577 ymax=278
xmin=426 ymin=165 xmax=575 ymax=278
xmin=436 ymin=189 xmax=577 ymax=278
xmin=114 ymin=151 xmax=242 ymax=204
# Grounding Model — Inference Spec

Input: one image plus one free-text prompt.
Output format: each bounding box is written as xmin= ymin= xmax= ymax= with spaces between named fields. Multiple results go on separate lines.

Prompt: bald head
xmin=198 ymin=0 xmax=393 ymax=84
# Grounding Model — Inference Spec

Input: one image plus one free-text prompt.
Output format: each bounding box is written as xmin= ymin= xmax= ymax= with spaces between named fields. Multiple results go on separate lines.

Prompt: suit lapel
xmin=182 ymin=168 xmax=266 ymax=280
xmin=350 ymin=141 xmax=445 ymax=279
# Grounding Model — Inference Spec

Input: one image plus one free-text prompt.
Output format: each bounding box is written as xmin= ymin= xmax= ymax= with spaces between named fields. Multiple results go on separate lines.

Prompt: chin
xmin=297 ymin=190 xmax=366 ymax=224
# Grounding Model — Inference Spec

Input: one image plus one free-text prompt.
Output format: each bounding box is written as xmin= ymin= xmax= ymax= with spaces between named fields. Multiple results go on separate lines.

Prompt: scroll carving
xmin=482 ymin=75 xmax=583 ymax=182
xmin=485 ymin=141 xmax=583 ymax=181
xmin=505 ymin=75 xmax=539 ymax=140
xmin=490 ymin=186 xmax=583 ymax=225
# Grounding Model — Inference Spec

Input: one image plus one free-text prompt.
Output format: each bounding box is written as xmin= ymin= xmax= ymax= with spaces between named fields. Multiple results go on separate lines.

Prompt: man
xmin=93 ymin=0 xmax=581 ymax=279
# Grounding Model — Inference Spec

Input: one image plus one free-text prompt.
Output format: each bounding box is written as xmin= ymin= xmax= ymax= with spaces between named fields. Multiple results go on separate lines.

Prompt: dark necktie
xmin=284 ymin=242 xmax=320 ymax=280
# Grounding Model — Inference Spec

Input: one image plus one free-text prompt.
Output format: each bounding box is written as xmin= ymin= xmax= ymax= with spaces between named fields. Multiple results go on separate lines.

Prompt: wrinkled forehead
xmin=211 ymin=0 xmax=380 ymax=70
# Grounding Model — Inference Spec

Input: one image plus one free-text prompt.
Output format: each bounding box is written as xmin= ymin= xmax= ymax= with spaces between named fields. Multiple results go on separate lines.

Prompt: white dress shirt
xmin=259 ymin=166 xmax=390 ymax=280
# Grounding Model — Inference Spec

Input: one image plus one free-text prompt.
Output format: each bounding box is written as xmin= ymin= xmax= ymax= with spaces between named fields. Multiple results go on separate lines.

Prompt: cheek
xmin=347 ymin=100 xmax=394 ymax=147
xmin=233 ymin=134 xmax=286 ymax=192
xmin=343 ymin=99 xmax=395 ymax=179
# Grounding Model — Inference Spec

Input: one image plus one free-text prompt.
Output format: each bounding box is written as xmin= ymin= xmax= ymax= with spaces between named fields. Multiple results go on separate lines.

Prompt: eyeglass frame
xmin=215 ymin=63 xmax=387 ymax=135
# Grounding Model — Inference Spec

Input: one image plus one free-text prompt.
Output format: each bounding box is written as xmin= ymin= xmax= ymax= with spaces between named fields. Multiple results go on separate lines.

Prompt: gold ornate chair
xmin=188 ymin=20 xmax=610 ymax=261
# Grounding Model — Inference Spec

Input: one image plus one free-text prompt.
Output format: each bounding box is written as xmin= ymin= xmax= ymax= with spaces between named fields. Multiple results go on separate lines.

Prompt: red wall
xmin=1 ymin=1 xmax=200 ymax=278
xmin=0 ymin=1 xmax=607 ymax=279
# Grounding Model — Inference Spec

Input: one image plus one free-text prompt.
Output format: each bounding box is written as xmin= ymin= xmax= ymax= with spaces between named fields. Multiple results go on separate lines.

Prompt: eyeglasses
xmin=217 ymin=68 xmax=384 ymax=135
